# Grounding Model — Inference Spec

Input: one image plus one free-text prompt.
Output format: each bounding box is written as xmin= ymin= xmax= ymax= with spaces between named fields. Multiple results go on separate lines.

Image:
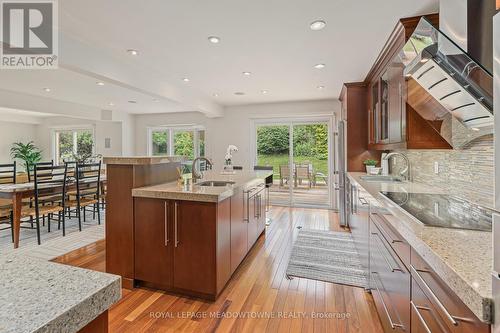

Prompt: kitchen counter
xmin=0 ymin=255 xmax=121 ymax=333
xmin=132 ymin=169 xmax=273 ymax=203
xmin=347 ymin=172 xmax=493 ymax=323
xmin=103 ymin=155 xmax=183 ymax=165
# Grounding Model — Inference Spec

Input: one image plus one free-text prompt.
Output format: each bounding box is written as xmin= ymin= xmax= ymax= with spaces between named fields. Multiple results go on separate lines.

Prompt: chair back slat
xmin=0 ymin=162 xmax=16 ymax=184
xmin=33 ymin=163 xmax=67 ymax=216
xmin=76 ymin=161 xmax=101 ymax=200
xmin=27 ymin=160 xmax=53 ymax=182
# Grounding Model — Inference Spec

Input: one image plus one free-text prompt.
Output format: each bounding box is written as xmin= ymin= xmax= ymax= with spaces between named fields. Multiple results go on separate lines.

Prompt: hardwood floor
xmin=53 ymin=207 xmax=383 ymax=333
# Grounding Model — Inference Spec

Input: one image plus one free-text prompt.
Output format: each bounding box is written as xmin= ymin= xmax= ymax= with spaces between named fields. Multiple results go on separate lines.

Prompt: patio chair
xmin=279 ymin=165 xmax=290 ymax=187
xmin=295 ymin=164 xmax=313 ymax=189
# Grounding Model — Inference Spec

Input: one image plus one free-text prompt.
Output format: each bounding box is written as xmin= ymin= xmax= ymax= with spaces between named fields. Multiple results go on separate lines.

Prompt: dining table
xmin=0 ymin=175 xmax=107 ymax=249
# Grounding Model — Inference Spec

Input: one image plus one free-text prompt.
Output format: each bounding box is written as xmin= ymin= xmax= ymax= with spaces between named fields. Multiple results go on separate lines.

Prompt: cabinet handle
xmin=164 ymin=201 xmax=169 ymax=246
xmin=174 ymin=201 xmax=179 ymax=247
xmin=372 ymin=232 xmax=403 ymax=273
xmin=372 ymin=272 xmax=405 ymax=330
xmin=410 ymin=265 xmax=459 ymax=326
xmin=410 ymin=301 xmax=431 ymax=333
xmin=254 ymin=195 xmax=258 ymax=218
xmin=372 ymin=213 xmax=403 ymax=243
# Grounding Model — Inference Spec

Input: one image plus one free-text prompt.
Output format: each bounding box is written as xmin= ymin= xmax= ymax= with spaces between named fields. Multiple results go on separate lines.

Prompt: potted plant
xmin=10 ymin=141 xmax=42 ymax=172
xmin=363 ymin=159 xmax=378 ymax=174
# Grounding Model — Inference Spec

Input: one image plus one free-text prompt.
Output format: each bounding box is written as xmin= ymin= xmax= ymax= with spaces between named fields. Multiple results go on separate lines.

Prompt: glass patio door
xmin=255 ymin=119 xmax=332 ymax=208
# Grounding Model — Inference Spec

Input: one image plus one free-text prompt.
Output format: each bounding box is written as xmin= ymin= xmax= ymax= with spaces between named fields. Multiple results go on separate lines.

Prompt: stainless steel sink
xmin=359 ymin=175 xmax=403 ymax=182
xmin=197 ymin=180 xmax=236 ymax=187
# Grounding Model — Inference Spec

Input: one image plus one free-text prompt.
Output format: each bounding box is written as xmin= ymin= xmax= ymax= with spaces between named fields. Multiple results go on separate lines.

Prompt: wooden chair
xmin=279 ymin=165 xmax=291 ymax=187
xmin=0 ymin=162 xmax=16 ymax=242
xmin=295 ymin=164 xmax=313 ymax=189
xmin=21 ymin=163 xmax=68 ymax=245
xmin=66 ymin=161 xmax=102 ymax=229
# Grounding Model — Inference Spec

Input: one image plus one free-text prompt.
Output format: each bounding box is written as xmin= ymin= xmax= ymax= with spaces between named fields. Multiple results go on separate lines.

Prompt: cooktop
xmin=380 ymin=191 xmax=492 ymax=232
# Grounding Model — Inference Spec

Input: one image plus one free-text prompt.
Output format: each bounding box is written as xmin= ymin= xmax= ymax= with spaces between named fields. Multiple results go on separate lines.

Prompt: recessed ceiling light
xmin=310 ymin=20 xmax=326 ymax=31
xmin=96 ymin=81 xmax=105 ymax=86
xmin=182 ymin=77 xmax=190 ymax=82
xmin=108 ymin=102 xmax=115 ymax=106
xmin=234 ymin=92 xmax=245 ymax=96
xmin=213 ymin=93 xmax=219 ymax=97
xmin=261 ymin=90 xmax=268 ymax=94
xmin=314 ymin=63 xmax=326 ymax=69
xmin=43 ymin=87 xmax=51 ymax=92
xmin=242 ymin=71 xmax=252 ymax=76
xmin=317 ymin=85 xmax=325 ymax=90
xmin=126 ymin=49 xmax=139 ymax=56
xmin=128 ymin=100 xmax=137 ymax=104
xmin=208 ymin=36 xmax=221 ymax=44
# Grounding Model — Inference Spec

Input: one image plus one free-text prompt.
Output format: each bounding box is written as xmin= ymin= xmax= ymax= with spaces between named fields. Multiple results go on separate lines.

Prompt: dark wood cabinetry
xmin=369 ymin=213 xmax=490 ymax=333
xmin=353 ymin=13 xmax=452 ymax=151
xmin=134 ymin=185 xmax=266 ymax=300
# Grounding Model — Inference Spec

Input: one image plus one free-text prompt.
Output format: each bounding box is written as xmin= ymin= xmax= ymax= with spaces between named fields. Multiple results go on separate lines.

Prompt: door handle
xmin=164 ymin=201 xmax=169 ymax=246
xmin=174 ymin=201 xmax=179 ymax=247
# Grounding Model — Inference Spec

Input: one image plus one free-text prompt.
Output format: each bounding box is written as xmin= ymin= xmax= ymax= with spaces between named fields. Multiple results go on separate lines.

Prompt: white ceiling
xmin=0 ymin=0 xmax=439 ymax=118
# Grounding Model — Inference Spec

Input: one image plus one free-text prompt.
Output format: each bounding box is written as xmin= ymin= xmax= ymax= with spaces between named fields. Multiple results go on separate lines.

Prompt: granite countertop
xmin=132 ymin=169 xmax=273 ymax=203
xmin=0 ymin=255 xmax=121 ymax=333
xmin=347 ymin=172 xmax=492 ymax=323
xmin=103 ymin=155 xmax=183 ymax=165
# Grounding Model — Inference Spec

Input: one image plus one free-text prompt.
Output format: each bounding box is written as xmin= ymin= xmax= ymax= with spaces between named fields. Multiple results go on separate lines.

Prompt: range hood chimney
xmin=398 ymin=17 xmax=494 ymax=148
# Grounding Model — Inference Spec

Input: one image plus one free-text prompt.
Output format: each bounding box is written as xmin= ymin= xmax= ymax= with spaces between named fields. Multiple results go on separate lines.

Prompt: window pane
xmin=198 ymin=130 xmax=205 ymax=157
xmin=57 ymin=131 xmax=74 ymax=164
xmin=152 ymin=130 xmax=169 ymax=156
xmin=174 ymin=131 xmax=194 ymax=160
xmin=76 ymin=130 xmax=94 ymax=158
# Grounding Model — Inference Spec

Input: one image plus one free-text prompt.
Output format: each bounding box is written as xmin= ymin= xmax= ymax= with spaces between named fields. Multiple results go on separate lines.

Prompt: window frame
xmin=52 ymin=125 xmax=96 ymax=165
xmin=147 ymin=125 xmax=205 ymax=159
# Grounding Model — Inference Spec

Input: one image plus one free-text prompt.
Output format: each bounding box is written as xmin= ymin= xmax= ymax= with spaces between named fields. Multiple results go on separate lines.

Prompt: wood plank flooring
xmin=52 ymin=207 xmax=383 ymax=333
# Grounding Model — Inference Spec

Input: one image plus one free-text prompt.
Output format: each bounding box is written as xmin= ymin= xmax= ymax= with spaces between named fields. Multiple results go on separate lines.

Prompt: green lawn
xmin=257 ymin=154 xmax=328 ymax=179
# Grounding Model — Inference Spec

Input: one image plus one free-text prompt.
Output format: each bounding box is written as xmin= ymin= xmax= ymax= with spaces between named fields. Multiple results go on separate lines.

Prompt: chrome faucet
xmin=192 ymin=157 xmax=213 ymax=183
xmin=383 ymin=152 xmax=411 ymax=182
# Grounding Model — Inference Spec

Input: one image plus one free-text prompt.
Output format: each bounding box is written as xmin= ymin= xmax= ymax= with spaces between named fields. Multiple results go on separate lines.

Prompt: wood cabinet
xmin=369 ymin=213 xmax=490 ymax=333
xmin=363 ymin=13 xmax=451 ymax=151
xmin=134 ymin=186 xmax=266 ymax=300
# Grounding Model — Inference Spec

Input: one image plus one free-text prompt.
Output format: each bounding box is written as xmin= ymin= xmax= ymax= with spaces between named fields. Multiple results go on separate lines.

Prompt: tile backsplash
xmin=392 ymin=135 xmax=494 ymax=209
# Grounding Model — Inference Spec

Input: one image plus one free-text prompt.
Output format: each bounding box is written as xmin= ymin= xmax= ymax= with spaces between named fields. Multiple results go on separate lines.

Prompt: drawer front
xmin=370 ymin=222 xmax=410 ymax=332
xmin=411 ymin=249 xmax=489 ymax=333
xmin=371 ymin=212 xmax=410 ymax=268
xmin=411 ymin=277 xmax=449 ymax=333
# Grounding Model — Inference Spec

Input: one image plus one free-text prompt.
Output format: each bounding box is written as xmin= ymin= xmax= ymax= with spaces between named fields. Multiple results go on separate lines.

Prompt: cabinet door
xmin=370 ymin=82 xmax=380 ymax=144
xmin=379 ymin=73 xmax=390 ymax=143
xmin=230 ymin=187 xmax=247 ymax=273
xmin=257 ymin=190 xmax=266 ymax=235
xmin=388 ymin=63 xmax=405 ymax=143
xmin=134 ymin=198 xmax=173 ymax=289
xmin=411 ymin=277 xmax=449 ymax=333
xmin=173 ymin=200 xmax=216 ymax=296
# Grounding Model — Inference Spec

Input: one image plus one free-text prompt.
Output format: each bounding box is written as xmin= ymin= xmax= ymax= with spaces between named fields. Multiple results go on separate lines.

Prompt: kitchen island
xmin=0 ymin=255 xmax=120 ymax=333
xmin=347 ymin=172 xmax=492 ymax=332
xmin=131 ymin=169 xmax=272 ymax=300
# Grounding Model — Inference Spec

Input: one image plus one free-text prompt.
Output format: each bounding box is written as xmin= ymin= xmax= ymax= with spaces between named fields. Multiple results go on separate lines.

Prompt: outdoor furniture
xmin=295 ymin=164 xmax=314 ymax=189
xmin=314 ymin=172 xmax=328 ymax=186
xmin=279 ymin=165 xmax=291 ymax=187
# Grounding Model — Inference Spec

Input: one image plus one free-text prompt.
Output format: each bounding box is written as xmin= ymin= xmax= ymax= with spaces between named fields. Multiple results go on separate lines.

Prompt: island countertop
xmin=347 ymin=172 xmax=493 ymax=323
xmin=0 ymin=255 xmax=121 ymax=333
xmin=103 ymin=155 xmax=183 ymax=165
xmin=132 ymin=169 xmax=273 ymax=202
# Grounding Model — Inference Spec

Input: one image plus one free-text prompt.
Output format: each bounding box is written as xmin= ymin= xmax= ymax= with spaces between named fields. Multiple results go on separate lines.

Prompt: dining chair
xmin=21 ymin=164 xmax=68 ymax=245
xmin=295 ymin=164 xmax=313 ymax=189
xmin=66 ymin=161 xmax=102 ymax=230
xmin=0 ymin=162 xmax=16 ymax=242
xmin=27 ymin=160 xmax=53 ymax=182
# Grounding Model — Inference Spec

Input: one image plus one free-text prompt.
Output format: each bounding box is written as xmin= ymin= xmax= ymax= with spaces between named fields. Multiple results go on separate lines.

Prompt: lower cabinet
xmin=134 ymin=189 xmax=266 ymax=300
xmin=369 ymin=213 xmax=491 ymax=333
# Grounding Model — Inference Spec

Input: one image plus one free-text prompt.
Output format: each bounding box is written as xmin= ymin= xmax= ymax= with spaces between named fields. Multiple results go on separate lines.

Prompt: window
xmin=54 ymin=128 xmax=95 ymax=165
xmin=148 ymin=126 xmax=205 ymax=161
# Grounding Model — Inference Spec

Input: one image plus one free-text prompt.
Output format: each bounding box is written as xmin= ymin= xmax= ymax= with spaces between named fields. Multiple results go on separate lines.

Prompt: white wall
xmin=0 ymin=121 xmax=37 ymax=165
xmin=134 ymin=99 xmax=340 ymax=168
xmin=36 ymin=116 xmax=124 ymax=161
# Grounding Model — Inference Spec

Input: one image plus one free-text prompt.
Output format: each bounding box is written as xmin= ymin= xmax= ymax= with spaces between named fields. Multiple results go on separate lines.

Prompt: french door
xmin=253 ymin=117 xmax=334 ymax=209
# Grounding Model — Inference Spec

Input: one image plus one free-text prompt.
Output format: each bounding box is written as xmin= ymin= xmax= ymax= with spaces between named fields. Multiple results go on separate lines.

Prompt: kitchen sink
xmin=359 ymin=175 xmax=403 ymax=182
xmin=197 ymin=180 xmax=236 ymax=187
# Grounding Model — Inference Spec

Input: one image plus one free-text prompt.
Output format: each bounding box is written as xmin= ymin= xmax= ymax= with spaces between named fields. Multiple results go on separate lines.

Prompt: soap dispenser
xmin=381 ymin=153 xmax=389 ymax=176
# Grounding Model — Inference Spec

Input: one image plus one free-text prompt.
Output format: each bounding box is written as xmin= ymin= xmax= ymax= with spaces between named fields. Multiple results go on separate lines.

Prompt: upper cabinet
xmin=365 ymin=14 xmax=452 ymax=150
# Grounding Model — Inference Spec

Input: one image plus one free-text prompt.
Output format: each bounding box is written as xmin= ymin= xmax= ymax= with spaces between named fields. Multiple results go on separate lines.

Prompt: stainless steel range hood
xmin=398 ymin=18 xmax=494 ymax=148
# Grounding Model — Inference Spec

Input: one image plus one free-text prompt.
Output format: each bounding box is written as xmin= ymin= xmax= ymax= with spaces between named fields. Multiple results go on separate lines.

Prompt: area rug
xmin=286 ymin=229 xmax=368 ymax=288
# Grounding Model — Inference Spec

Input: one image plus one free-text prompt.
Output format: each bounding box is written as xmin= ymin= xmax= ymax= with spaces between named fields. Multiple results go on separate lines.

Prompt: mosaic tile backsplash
xmin=391 ymin=135 xmax=494 ymax=209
